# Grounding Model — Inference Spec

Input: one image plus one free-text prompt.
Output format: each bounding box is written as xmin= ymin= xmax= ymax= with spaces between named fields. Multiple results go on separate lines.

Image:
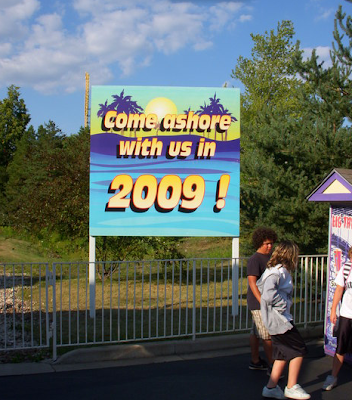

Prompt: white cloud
xmin=315 ymin=46 xmax=332 ymax=60
xmin=239 ymin=14 xmax=252 ymax=22
xmin=0 ymin=0 xmax=251 ymax=93
xmin=0 ymin=43 xmax=12 ymax=57
xmin=315 ymin=8 xmax=334 ymax=21
xmin=25 ymin=13 xmax=64 ymax=49
xmin=209 ymin=2 xmax=245 ymax=31
xmin=303 ymin=46 xmax=332 ymax=67
xmin=0 ymin=0 xmax=39 ymax=37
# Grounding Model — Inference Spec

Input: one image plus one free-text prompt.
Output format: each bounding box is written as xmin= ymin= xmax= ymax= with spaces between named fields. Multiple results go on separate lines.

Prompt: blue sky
xmin=0 ymin=0 xmax=348 ymax=135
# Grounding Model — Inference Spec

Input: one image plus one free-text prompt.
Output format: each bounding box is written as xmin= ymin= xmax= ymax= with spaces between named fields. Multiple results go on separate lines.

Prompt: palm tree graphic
xmin=195 ymin=93 xmax=237 ymax=141
xmin=184 ymin=107 xmax=193 ymax=135
xmin=97 ymin=90 xmax=144 ymax=136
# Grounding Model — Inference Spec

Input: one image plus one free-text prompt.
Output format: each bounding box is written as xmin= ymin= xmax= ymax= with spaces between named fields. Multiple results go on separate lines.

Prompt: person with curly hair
xmin=258 ymin=240 xmax=310 ymax=400
xmin=247 ymin=227 xmax=277 ymax=371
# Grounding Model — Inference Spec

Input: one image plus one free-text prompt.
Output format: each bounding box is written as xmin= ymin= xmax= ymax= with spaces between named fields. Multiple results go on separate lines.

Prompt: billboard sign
xmin=89 ymin=86 xmax=240 ymax=237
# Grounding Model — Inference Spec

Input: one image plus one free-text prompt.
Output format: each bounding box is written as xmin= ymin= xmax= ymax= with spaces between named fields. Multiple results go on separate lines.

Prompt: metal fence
xmin=0 ymin=262 xmax=50 ymax=351
xmin=0 ymin=255 xmax=327 ymax=359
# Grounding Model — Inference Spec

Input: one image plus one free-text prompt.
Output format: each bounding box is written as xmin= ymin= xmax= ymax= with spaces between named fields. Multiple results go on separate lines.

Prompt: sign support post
xmin=89 ymin=235 xmax=96 ymax=319
xmin=232 ymin=237 xmax=239 ymax=316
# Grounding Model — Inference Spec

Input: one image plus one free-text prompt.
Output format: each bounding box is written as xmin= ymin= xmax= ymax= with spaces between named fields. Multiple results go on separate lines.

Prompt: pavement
xmin=0 ymin=325 xmax=323 ymax=376
xmin=0 ymin=325 xmax=352 ymax=399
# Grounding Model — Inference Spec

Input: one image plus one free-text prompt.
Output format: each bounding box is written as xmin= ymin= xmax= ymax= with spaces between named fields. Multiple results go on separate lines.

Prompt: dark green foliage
xmin=233 ymin=6 xmax=352 ymax=255
xmin=0 ymin=85 xmax=30 ymax=168
xmin=0 ymin=86 xmax=30 ymax=224
xmin=6 ymin=122 xmax=89 ymax=242
xmin=96 ymin=236 xmax=183 ymax=263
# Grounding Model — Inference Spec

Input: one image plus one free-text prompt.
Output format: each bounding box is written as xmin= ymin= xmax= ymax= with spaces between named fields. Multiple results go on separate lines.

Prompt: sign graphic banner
xmin=89 ymin=86 xmax=240 ymax=237
xmin=325 ymin=206 xmax=352 ymax=357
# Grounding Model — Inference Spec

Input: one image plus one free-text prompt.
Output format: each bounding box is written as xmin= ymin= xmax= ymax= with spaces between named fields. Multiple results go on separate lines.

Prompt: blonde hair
xmin=348 ymin=247 xmax=352 ymax=260
xmin=267 ymin=240 xmax=299 ymax=272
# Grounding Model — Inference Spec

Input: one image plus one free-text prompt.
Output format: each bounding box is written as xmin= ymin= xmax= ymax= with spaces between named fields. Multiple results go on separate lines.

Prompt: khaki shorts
xmin=251 ymin=310 xmax=271 ymax=340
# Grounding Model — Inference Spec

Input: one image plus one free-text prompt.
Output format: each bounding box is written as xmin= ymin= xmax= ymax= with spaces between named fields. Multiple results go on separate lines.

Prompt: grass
xmin=180 ymin=237 xmax=233 ymax=258
xmin=0 ymin=228 xmax=237 ymax=263
xmin=0 ymin=236 xmax=47 ymax=263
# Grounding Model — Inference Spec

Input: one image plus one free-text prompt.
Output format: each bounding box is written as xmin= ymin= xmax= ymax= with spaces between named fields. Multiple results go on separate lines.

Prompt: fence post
xmin=52 ymin=263 xmax=57 ymax=361
xmin=192 ymin=260 xmax=196 ymax=341
xmin=45 ymin=264 xmax=50 ymax=348
xmin=304 ymin=257 xmax=308 ymax=329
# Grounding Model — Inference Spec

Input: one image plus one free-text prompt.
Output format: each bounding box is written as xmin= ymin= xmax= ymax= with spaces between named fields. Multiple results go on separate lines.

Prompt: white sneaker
xmin=284 ymin=384 xmax=310 ymax=399
xmin=262 ymin=385 xmax=285 ymax=399
xmin=322 ymin=374 xmax=337 ymax=391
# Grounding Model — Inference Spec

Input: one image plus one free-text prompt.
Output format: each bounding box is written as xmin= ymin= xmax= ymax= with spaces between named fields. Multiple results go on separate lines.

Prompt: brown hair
xmin=252 ymin=227 xmax=278 ymax=250
xmin=267 ymin=240 xmax=299 ymax=272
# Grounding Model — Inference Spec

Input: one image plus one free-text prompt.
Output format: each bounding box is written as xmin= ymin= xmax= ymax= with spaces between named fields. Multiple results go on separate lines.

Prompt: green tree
xmin=0 ymin=85 xmax=30 ymax=223
xmin=0 ymin=85 xmax=30 ymax=167
xmin=6 ymin=121 xmax=65 ymax=234
xmin=232 ymin=21 xmax=302 ymax=121
xmin=292 ymin=2 xmax=352 ymax=128
xmin=232 ymin=21 xmax=307 ymax=253
xmin=5 ymin=126 xmax=37 ymax=228
xmin=232 ymin=13 xmax=352 ymax=255
xmin=6 ymin=122 xmax=91 ymax=240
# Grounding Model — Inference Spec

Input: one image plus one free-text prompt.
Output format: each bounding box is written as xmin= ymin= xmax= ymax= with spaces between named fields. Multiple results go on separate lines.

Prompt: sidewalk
xmin=1 ymin=334 xmax=352 ymax=400
xmin=0 ymin=325 xmax=322 ymax=376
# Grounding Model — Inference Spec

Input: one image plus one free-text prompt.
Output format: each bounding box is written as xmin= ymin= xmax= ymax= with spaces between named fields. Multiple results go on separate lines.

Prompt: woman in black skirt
xmin=257 ymin=240 xmax=310 ymax=400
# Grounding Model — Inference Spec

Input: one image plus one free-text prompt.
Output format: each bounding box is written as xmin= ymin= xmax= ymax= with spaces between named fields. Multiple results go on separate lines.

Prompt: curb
xmin=54 ymin=324 xmax=324 ymax=365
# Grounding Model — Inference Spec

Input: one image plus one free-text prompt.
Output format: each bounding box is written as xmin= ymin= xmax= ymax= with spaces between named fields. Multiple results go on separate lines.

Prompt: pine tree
xmin=233 ymin=9 xmax=352 ymax=254
xmin=0 ymin=85 xmax=30 ymax=223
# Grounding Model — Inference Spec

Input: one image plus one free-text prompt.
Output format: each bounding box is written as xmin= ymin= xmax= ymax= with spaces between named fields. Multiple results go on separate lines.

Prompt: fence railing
xmin=0 ymin=255 xmax=327 ymax=359
xmin=0 ymin=262 xmax=50 ymax=351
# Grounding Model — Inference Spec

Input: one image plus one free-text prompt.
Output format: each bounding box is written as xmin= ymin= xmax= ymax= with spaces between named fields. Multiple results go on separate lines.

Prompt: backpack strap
xmin=343 ymin=261 xmax=352 ymax=286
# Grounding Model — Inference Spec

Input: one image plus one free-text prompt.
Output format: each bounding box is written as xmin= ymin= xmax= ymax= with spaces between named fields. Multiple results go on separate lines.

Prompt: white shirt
xmin=335 ymin=264 xmax=352 ymax=319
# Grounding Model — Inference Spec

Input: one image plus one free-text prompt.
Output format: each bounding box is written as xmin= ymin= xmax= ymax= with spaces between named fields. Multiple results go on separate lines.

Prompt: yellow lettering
xmin=210 ymin=115 xmax=221 ymax=130
xmin=141 ymin=138 xmax=152 ymax=156
xmin=186 ymin=112 xmax=199 ymax=130
xmin=180 ymin=141 xmax=192 ymax=157
xmin=119 ymin=141 xmax=136 ymax=156
xmin=103 ymin=110 xmax=117 ymax=130
xmin=146 ymin=114 xmax=158 ymax=129
xmin=163 ymin=114 xmax=176 ymax=129
xmin=116 ymin=113 xmax=128 ymax=129
xmin=204 ymin=142 xmax=216 ymax=157
xmin=127 ymin=114 xmax=146 ymax=129
xmin=219 ymin=115 xmax=231 ymax=131
xmin=150 ymin=137 xmax=163 ymax=156
xmin=175 ymin=114 xmax=187 ymax=130
xmin=199 ymin=115 xmax=211 ymax=130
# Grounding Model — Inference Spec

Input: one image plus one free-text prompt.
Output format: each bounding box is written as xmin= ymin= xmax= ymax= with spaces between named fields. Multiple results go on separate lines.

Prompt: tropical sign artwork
xmin=325 ymin=206 xmax=352 ymax=362
xmin=89 ymin=86 xmax=240 ymax=237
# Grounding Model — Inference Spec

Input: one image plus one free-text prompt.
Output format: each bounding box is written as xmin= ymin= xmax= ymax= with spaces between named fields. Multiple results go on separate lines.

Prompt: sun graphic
xmin=145 ymin=97 xmax=178 ymax=123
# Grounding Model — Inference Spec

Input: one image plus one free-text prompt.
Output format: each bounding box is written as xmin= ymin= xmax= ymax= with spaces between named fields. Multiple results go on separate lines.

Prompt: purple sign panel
xmin=325 ymin=206 xmax=352 ymax=361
